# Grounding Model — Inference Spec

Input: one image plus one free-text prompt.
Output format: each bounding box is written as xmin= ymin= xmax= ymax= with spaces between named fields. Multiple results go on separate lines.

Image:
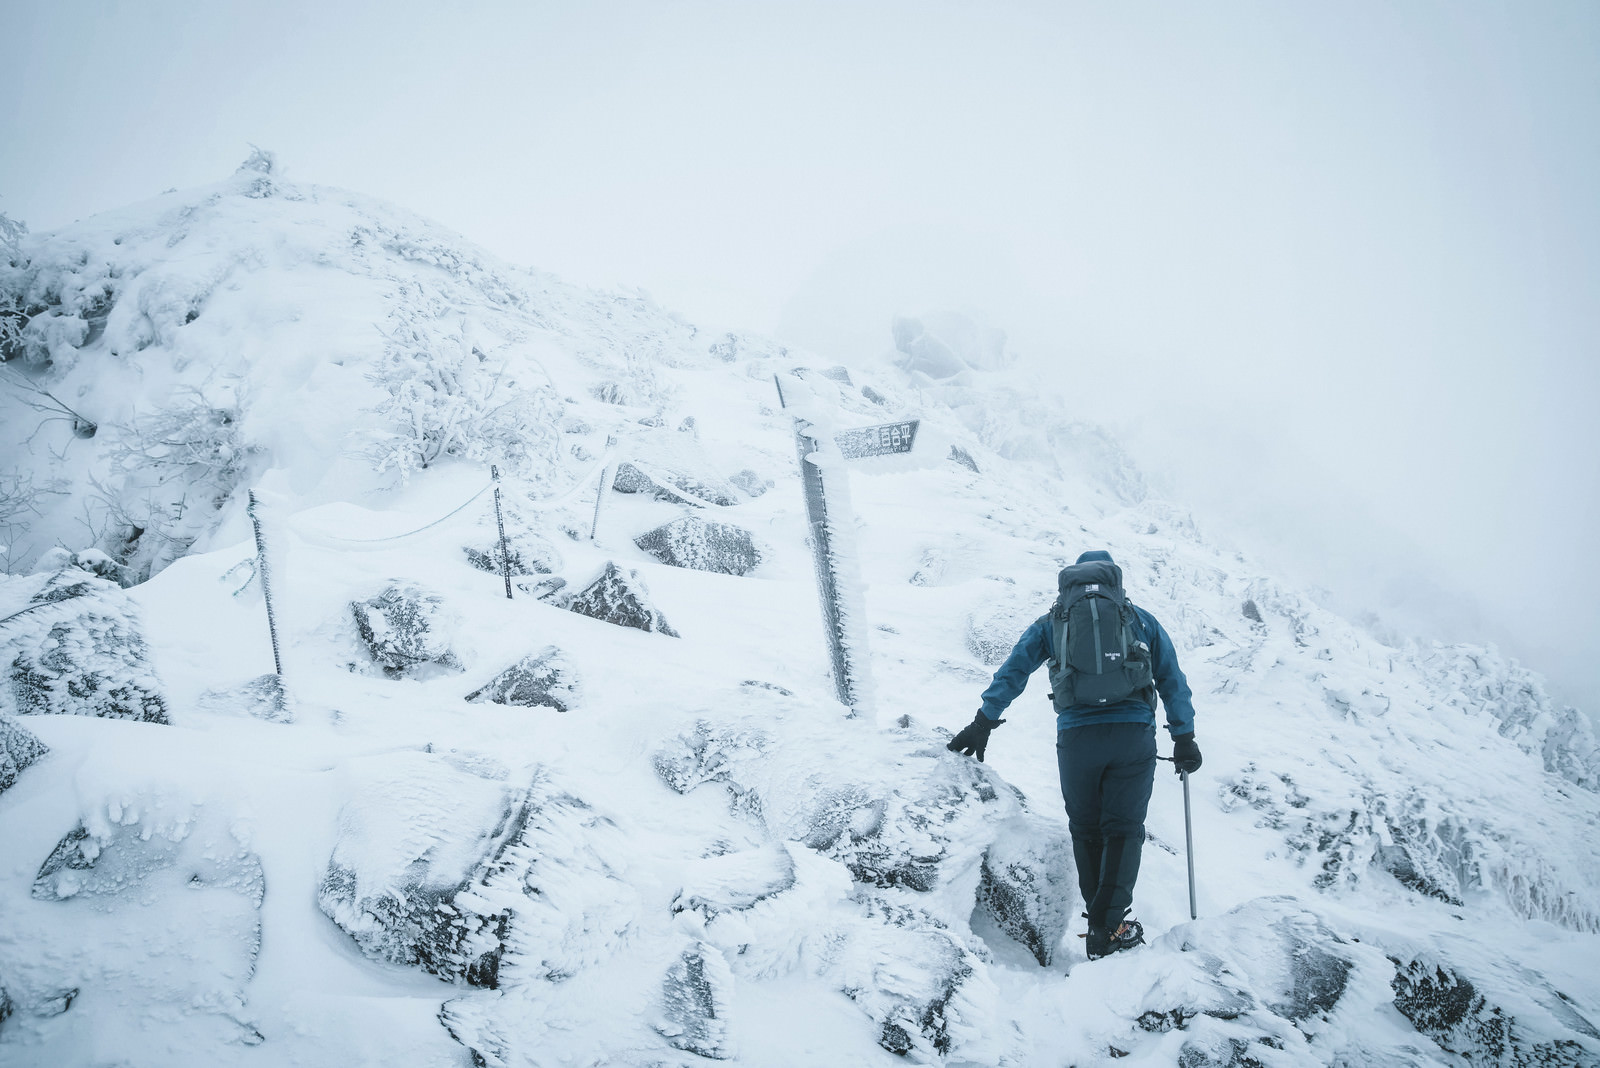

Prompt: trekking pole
xmin=1181 ymin=769 xmax=1197 ymax=920
xmin=1160 ymin=756 xmax=1199 ymax=920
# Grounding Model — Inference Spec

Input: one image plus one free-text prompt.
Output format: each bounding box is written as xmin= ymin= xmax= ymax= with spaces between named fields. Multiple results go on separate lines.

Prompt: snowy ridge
xmin=2 ymin=164 xmax=1599 ymax=1066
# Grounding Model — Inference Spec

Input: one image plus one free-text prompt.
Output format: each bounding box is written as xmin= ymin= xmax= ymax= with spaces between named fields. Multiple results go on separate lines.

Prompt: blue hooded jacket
xmin=977 ymin=551 xmax=1196 ymax=737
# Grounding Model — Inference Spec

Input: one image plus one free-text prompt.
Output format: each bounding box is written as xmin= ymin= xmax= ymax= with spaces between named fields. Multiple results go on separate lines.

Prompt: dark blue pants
xmin=1057 ymin=722 xmax=1156 ymax=930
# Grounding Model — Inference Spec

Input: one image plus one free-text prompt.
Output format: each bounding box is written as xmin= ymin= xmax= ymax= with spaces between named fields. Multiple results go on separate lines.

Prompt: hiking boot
xmin=1084 ymin=919 xmax=1145 ymax=960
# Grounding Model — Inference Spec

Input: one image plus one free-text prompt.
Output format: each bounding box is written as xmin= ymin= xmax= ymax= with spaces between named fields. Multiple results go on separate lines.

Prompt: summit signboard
xmin=834 ymin=420 xmax=919 ymax=459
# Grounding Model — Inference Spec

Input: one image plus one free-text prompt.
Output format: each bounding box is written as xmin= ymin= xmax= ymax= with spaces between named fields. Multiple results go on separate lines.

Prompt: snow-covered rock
xmin=320 ymin=754 xmax=636 ymax=994
xmin=976 ymin=814 xmax=1076 ymax=967
xmin=0 ymin=715 xmax=48 ymax=796
xmin=566 ymin=561 xmax=679 ymax=636
xmin=1389 ymin=951 xmax=1600 ymax=1065
xmin=462 ymin=530 xmax=559 ymax=578
xmin=634 ymin=515 xmax=762 ymax=576
xmin=728 ymin=468 xmax=773 ymax=498
xmin=0 ymin=569 xmax=169 ymax=723
xmin=195 ymin=672 xmax=291 ymax=723
xmin=318 ymin=752 xmax=520 ymax=986
xmin=349 ymin=581 xmax=464 ymax=678
xmin=612 ymin=460 xmax=740 ymax=507
xmin=464 ymin=647 xmax=576 ymax=712
xmin=655 ymin=941 xmax=736 ymax=1059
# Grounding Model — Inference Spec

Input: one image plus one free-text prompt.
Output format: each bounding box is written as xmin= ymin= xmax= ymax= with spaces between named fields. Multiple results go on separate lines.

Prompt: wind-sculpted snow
xmin=964 ymin=587 xmax=1046 ymax=666
xmin=0 ymin=569 xmax=169 ymax=723
xmin=7 ymin=792 xmax=267 ymax=1050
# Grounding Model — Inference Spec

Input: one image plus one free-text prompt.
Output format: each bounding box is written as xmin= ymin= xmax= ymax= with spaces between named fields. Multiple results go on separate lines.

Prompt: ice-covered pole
xmin=491 ymin=464 xmax=513 ymax=599
xmin=775 ymin=374 xmax=872 ymax=717
xmin=247 ymin=490 xmax=284 ymax=677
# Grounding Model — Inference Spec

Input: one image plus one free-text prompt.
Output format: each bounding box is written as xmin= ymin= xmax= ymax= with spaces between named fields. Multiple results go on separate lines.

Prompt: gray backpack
xmin=1046 ymin=560 xmax=1154 ymax=711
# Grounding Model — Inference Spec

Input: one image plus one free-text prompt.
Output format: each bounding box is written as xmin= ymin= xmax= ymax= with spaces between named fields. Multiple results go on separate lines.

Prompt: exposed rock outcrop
xmin=566 ymin=562 xmax=678 ymax=636
xmin=465 ymin=647 xmax=577 ymax=712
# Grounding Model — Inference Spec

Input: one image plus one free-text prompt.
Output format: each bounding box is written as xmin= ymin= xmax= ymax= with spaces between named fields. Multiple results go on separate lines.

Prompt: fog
xmin=3 ymin=1 xmax=1596 ymax=711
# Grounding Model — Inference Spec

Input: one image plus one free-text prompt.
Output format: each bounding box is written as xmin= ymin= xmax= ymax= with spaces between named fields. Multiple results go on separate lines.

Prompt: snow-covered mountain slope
xmin=2 ymin=158 xmax=1598 ymax=1067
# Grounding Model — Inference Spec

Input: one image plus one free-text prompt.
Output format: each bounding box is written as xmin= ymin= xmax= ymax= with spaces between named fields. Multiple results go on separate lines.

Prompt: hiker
xmin=947 ymin=550 xmax=1201 ymax=961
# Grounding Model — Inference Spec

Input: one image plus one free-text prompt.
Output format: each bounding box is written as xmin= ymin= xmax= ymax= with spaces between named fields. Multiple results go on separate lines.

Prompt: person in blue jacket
xmin=947 ymin=549 xmax=1202 ymax=961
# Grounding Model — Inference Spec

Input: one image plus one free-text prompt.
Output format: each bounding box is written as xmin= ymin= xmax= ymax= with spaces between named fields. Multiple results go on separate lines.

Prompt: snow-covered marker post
xmin=246 ymin=490 xmax=284 ymax=677
xmin=774 ymin=375 xmax=871 ymax=716
xmin=491 ymin=464 xmax=513 ymax=599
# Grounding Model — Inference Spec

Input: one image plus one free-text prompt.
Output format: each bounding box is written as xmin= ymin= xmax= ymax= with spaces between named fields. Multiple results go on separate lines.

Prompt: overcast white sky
xmin=3 ymin=1 xmax=1597 ymax=711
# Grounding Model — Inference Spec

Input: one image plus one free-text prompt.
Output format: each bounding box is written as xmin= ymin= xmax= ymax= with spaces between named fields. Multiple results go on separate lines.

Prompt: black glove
xmin=947 ymin=711 xmax=1004 ymax=762
xmin=1171 ymin=733 xmax=1202 ymax=775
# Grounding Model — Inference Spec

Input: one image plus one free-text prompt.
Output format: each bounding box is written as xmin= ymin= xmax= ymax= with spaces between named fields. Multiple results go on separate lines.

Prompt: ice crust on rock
xmin=656 ymin=941 xmax=736 ymax=1059
xmin=0 ymin=569 xmax=169 ymax=723
xmin=349 ymin=580 xmax=465 ymax=678
xmin=566 ymin=561 xmax=679 ymax=636
xmin=0 ymin=714 xmax=49 ymax=796
xmin=634 ymin=515 xmax=762 ymax=577
xmin=1389 ymin=953 xmax=1600 ymax=1066
xmin=464 ymin=647 xmax=576 ymax=711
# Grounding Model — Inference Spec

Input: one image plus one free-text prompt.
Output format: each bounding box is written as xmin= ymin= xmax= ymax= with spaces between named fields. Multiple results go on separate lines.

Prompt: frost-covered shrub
xmin=364 ymin=283 xmax=563 ymax=485
xmin=100 ymin=382 xmax=259 ymax=579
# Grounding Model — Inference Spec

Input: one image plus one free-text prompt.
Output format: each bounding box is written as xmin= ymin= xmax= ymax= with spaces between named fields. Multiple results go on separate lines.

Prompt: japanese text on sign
xmin=835 ymin=420 xmax=920 ymax=459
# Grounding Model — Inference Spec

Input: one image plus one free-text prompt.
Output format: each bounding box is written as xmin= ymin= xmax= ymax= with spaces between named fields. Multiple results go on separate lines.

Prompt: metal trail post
xmin=1182 ymin=769 xmax=1198 ymax=920
xmin=491 ymin=465 xmax=513 ymax=600
xmin=246 ymin=490 xmax=284 ymax=677
xmin=775 ymin=374 xmax=858 ymax=710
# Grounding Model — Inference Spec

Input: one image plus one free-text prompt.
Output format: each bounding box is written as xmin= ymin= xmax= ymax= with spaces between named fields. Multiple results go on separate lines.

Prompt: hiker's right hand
xmin=947 ymin=711 xmax=1004 ymax=762
xmin=1171 ymin=733 xmax=1202 ymax=774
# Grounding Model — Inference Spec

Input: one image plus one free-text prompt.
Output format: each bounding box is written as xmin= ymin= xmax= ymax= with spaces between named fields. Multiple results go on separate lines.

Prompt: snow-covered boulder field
xmin=1 ymin=159 xmax=1597 ymax=1066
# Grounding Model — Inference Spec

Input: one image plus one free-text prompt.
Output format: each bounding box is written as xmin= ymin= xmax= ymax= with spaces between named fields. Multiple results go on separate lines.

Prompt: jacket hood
xmin=1076 ymin=550 xmax=1114 ymax=565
